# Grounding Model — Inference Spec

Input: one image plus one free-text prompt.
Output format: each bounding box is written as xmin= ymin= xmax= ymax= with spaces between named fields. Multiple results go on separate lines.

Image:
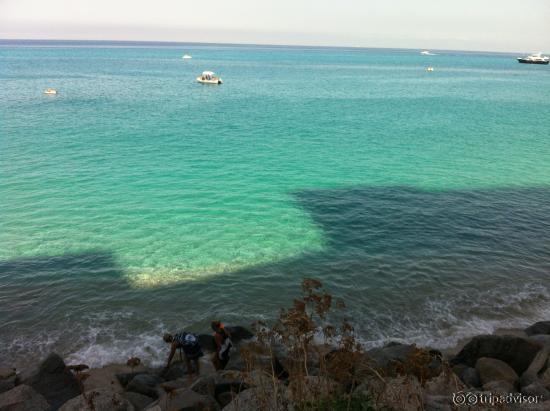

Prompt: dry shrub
xmin=238 ymin=279 xmax=452 ymax=410
xmin=245 ymin=279 xmax=379 ymax=410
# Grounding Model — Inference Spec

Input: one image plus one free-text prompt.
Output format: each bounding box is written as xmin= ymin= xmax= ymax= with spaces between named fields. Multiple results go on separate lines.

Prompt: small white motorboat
xmin=197 ymin=71 xmax=222 ymax=84
xmin=421 ymin=50 xmax=437 ymax=56
xmin=426 ymin=67 xmax=434 ymax=72
xmin=182 ymin=54 xmax=192 ymax=59
xmin=517 ymin=52 xmax=549 ymax=65
xmin=44 ymin=88 xmax=58 ymax=95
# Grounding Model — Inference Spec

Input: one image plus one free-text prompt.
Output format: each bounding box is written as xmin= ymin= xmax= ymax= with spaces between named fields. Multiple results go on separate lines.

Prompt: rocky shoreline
xmin=1 ymin=321 xmax=549 ymax=410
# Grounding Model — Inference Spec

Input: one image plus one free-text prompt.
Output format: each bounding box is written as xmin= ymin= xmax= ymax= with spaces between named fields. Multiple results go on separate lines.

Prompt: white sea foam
xmin=66 ymin=330 xmax=166 ymax=368
xmin=4 ymin=283 xmax=549 ymax=369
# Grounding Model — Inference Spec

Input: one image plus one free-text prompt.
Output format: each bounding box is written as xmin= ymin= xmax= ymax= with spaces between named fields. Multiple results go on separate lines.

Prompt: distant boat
xmin=426 ymin=67 xmax=434 ymax=72
xmin=182 ymin=54 xmax=192 ymax=59
xmin=517 ymin=52 xmax=549 ymax=65
xmin=421 ymin=50 xmax=436 ymax=56
xmin=197 ymin=71 xmax=222 ymax=84
xmin=43 ymin=88 xmax=58 ymax=95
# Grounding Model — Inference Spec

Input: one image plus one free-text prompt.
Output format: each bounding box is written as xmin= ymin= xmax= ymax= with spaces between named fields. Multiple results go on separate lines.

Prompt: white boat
xmin=197 ymin=71 xmax=223 ymax=84
xmin=426 ymin=67 xmax=434 ymax=72
xmin=517 ymin=52 xmax=549 ymax=65
xmin=43 ymin=88 xmax=58 ymax=95
xmin=182 ymin=54 xmax=192 ymax=59
xmin=421 ymin=50 xmax=436 ymax=56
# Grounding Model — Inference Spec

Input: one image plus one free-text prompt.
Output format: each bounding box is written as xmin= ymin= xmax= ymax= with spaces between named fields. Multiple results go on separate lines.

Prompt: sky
xmin=0 ymin=0 xmax=549 ymax=52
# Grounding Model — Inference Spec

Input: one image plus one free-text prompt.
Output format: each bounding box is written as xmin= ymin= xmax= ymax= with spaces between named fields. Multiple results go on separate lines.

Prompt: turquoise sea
xmin=1 ymin=40 xmax=550 ymax=368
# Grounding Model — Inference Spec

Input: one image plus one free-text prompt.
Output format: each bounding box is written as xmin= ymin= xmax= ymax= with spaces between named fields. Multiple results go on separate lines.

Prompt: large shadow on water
xmin=2 ymin=185 xmax=550 ymax=363
xmin=213 ymin=186 xmax=550 ymax=329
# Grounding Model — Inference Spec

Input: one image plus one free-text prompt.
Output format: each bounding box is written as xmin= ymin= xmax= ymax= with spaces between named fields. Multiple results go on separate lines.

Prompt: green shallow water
xmin=1 ymin=41 xmax=550 ymax=367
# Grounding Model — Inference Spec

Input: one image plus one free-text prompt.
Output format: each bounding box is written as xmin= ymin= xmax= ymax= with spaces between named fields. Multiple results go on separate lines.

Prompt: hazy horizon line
xmin=0 ymin=38 xmax=539 ymax=56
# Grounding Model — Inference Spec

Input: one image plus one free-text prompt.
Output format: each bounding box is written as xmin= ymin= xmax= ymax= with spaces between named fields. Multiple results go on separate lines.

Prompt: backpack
xmin=175 ymin=332 xmax=203 ymax=359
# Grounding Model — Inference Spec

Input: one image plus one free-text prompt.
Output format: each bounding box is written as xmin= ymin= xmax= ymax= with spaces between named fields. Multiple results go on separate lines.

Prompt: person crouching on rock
xmin=163 ymin=331 xmax=203 ymax=378
xmin=211 ymin=320 xmax=233 ymax=370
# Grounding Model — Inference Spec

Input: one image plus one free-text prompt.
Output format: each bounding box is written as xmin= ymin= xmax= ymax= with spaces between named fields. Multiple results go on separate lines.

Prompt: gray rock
xmin=520 ymin=372 xmax=539 ymax=389
xmin=189 ymin=376 xmax=216 ymax=397
xmin=458 ymin=367 xmax=481 ymax=388
xmin=0 ymin=385 xmax=49 ymax=411
xmin=198 ymin=357 xmax=217 ymax=378
xmin=189 ymin=373 xmax=247 ymax=399
xmin=126 ymin=374 xmax=163 ymax=399
xmin=521 ymin=381 xmax=550 ymax=399
xmin=161 ymin=362 xmax=187 ymax=381
xmin=366 ymin=343 xmax=442 ymax=379
xmin=516 ymin=400 xmax=550 ymax=411
xmin=0 ymin=376 xmax=15 ymax=395
xmin=224 ymin=327 xmax=254 ymax=344
xmin=156 ymin=388 xmax=219 ymax=411
xmin=541 ymin=368 xmax=550 ymax=389
xmin=529 ymin=335 xmax=550 ymax=349
xmin=525 ymin=321 xmax=550 ymax=336
xmin=476 ymin=357 xmax=518 ymax=388
xmin=158 ymin=379 xmax=187 ymax=395
xmin=222 ymin=385 xmax=288 ymax=411
xmin=216 ymin=391 xmax=234 ymax=408
xmin=58 ymin=389 xmax=135 ymax=411
xmin=287 ymin=376 xmax=342 ymax=404
xmin=423 ymin=373 xmax=466 ymax=397
xmin=525 ymin=348 xmax=550 ymax=375
xmin=423 ymin=394 xmax=452 ymax=411
xmin=0 ymin=369 xmax=16 ymax=380
xmin=116 ymin=372 xmax=148 ymax=388
xmin=451 ymin=335 xmax=542 ymax=375
xmin=451 ymin=363 xmax=467 ymax=376
xmin=122 ymin=392 xmax=155 ymax=410
xmin=483 ymin=380 xmax=515 ymax=394
xmin=366 ymin=375 xmax=423 ymax=411
xmin=84 ymin=364 xmax=149 ymax=394
xmin=366 ymin=343 xmax=416 ymax=376
xmin=224 ymin=352 xmax=246 ymax=372
xmin=20 ymin=353 xmax=81 ymax=410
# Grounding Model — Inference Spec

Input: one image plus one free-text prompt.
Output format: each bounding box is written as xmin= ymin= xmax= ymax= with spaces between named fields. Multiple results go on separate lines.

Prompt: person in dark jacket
xmin=163 ymin=331 xmax=203 ymax=377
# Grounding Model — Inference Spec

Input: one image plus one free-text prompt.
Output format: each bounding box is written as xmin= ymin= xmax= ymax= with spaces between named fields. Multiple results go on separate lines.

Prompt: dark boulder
xmin=366 ymin=343 xmax=416 ymax=376
xmin=475 ymin=357 xmax=518 ymax=389
xmin=216 ymin=391 xmax=235 ymax=408
xmin=520 ymin=372 xmax=539 ymax=389
xmin=451 ymin=335 xmax=542 ymax=375
xmin=157 ymin=388 xmax=219 ymax=411
xmin=122 ymin=391 xmax=155 ymax=410
xmin=160 ymin=361 xmax=187 ymax=381
xmin=189 ymin=374 xmax=248 ymax=398
xmin=529 ymin=335 xmax=550 ymax=349
xmin=0 ymin=376 xmax=15 ymax=395
xmin=0 ymin=384 xmax=49 ymax=411
xmin=521 ymin=381 xmax=550 ymax=399
xmin=20 ymin=353 xmax=80 ymax=410
xmin=198 ymin=334 xmax=216 ymax=352
xmin=58 ymin=389 xmax=135 ymax=411
xmin=116 ymin=372 xmax=147 ymax=388
xmin=126 ymin=373 xmax=162 ymax=399
xmin=366 ymin=343 xmax=442 ymax=379
xmin=0 ymin=369 xmax=16 ymax=380
xmin=225 ymin=326 xmax=254 ymax=344
xmin=458 ymin=366 xmax=481 ymax=388
xmin=525 ymin=321 xmax=550 ymax=336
